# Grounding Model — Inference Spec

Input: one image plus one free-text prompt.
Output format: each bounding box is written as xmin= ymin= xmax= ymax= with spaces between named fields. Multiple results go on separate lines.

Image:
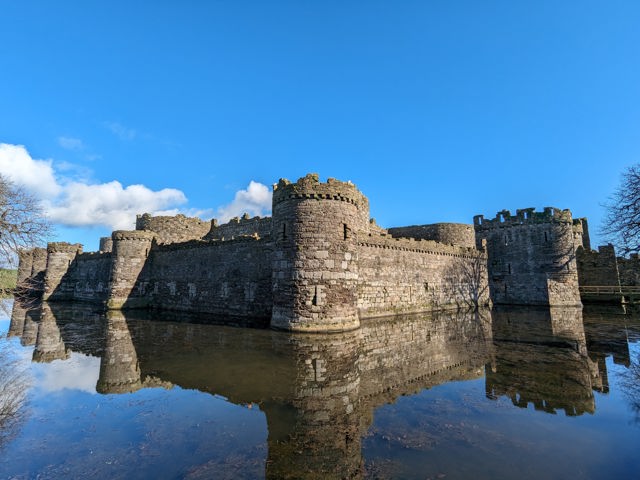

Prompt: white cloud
xmin=103 ymin=121 xmax=136 ymax=140
xmin=0 ymin=142 xmax=187 ymax=231
xmin=0 ymin=143 xmax=61 ymax=198
xmin=47 ymin=181 xmax=187 ymax=230
xmin=34 ymin=352 xmax=101 ymax=394
xmin=0 ymin=142 xmax=272 ymax=233
xmin=57 ymin=136 xmax=84 ymax=150
xmin=216 ymin=180 xmax=272 ymax=222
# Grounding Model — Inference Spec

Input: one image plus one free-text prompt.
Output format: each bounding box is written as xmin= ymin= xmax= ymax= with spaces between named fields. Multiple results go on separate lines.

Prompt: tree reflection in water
xmin=0 ymin=300 xmax=30 ymax=449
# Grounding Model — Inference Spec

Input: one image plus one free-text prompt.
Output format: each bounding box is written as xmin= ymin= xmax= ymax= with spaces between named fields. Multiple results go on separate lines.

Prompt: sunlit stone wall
xmin=357 ymin=235 xmax=490 ymax=316
xmin=474 ymin=208 xmax=582 ymax=307
xmin=388 ymin=222 xmax=476 ymax=247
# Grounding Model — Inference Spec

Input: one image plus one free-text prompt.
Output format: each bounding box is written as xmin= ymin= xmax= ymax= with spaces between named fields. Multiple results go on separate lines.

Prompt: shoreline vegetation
xmin=0 ymin=269 xmax=16 ymax=296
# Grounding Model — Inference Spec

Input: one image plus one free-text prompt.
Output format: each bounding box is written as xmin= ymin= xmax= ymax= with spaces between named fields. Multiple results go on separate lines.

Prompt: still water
xmin=0 ymin=299 xmax=639 ymax=479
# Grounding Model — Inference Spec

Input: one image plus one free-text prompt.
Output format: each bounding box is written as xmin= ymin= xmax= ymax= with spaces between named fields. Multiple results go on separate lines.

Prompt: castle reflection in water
xmin=7 ymin=300 xmax=640 ymax=478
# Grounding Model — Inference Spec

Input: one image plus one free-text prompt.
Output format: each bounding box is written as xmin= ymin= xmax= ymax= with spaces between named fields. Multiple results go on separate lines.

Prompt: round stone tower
xmin=42 ymin=242 xmax=83 ymax=301
xmin=270 ymin=174 xmax=370 ymax=332
xmin=106 ymin=230 xmax=155 ymax=310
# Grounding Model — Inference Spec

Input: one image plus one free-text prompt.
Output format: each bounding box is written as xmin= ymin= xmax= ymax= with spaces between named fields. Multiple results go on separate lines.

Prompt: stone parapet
xmin=388 ymin=223 xmax=476 ymax=247
xmin=474 ymin=207 xmax=573 ymax=230
xmin=47 ymin=242 xmax=83 ymax=254
xmin=99 ymin=237 xmax=113 ymax=253
xmin=135 ymin=213 xmax=210 ymax=244
xmin=272 ymin=173 xmax=369 ymax=211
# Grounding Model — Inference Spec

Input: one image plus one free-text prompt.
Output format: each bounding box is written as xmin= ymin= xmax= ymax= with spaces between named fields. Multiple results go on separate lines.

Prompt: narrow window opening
xmin=504 ymin=235 xmax=508 ymax=246
xmin=544 ymin=232 xmax=548 ymax=242
xmin=282 ymin=223 xmax=287 ymax=240
xmin=343 ymin=223 xmax=348 ymax=240
xmin=312 ymin=286 xmax=318 ymax=306
xmin=508 ymin=263 xmax=511 ymax=274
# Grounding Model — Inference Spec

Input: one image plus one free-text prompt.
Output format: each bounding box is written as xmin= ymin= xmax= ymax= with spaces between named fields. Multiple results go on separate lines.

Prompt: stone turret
xmin=106 ymin=230 xmax=155 ymax=309
xmin=270 ymin=174 xmax=369 ymax=332
xmin=16 ymin=247 xmax=48 ymax=295
xmin=16 ymin=249 xmax=34 ymax=286
xmin=99 ymin=236 xmax=113 ymax=253
xmin=474 ymin=207 xmax=581 ymax=307
xmin=43 ymin=242 xmax=83 ymax=301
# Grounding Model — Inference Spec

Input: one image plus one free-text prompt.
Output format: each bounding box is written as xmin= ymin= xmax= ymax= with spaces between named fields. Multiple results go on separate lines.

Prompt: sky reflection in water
xmin=0 ymin=299 xmax=639 ymax=479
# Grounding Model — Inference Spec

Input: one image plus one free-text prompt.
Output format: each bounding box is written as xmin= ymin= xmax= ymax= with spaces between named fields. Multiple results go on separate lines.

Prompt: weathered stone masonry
xmin=20 ymin=173 xmax=621 ymax=331
xmin=474 ymin=208 xmax=582 ymax=307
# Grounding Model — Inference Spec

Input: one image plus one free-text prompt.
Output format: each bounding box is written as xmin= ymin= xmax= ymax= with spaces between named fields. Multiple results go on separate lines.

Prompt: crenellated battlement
xmin=272 ymin=173 xmax=369 ymax=209
xmin=205 ymin=213 xmax=272 ymax=240
xmin=112 ymin=230 xmax=156 ymax=242
xmin=47 ymin=242 xmax=83 ymax=254
xmin=474 ymin=207 xmax=573 ymax=229
xmin=136 ymin=213 xmax=210 ymax=244
xmin=361 ymin=233 xmax=483 ymax=259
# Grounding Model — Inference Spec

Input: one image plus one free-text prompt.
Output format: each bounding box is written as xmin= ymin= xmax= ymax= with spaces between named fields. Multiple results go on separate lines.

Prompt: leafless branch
xmin=0 ymin=174 xmax=52 ymax=268
xmin=601 ymin=164 xmax=640 ymax=256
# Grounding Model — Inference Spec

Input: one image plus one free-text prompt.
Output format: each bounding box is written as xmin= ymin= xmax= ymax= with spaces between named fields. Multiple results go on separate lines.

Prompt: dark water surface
xmin=1 ymin=300 xmax=639 ymax=479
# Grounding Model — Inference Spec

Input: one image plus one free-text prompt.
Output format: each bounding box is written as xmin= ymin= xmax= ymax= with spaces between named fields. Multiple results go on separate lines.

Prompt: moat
xmin=1 ymin=299 xmax=639 ymax=479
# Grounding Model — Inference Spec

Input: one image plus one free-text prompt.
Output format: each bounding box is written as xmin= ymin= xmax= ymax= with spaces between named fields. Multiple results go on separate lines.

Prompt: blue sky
xmin=1 ymin=1 xmax=639 ymax=250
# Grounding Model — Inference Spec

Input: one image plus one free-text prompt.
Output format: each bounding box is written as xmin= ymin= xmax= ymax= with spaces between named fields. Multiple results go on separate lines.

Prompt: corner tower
xmin=106 ymin=230 xmax=155 ymax=309
xmin=474 ymin=207 xmax=581 ymax=307
xmin=271 ymin=174 xmax=370 ymax=332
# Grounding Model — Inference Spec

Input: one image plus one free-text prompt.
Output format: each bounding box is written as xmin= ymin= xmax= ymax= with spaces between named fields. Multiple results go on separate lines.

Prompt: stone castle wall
xmin=135 ymin=213 xmax=211 ymax=244
xmin=388 ymin=223 xmax=476 ymax=247
xmin=19 ymin=174 xmax=615 ymax=332
xmin=357 ymin=234 xmax=490 ymax=317
xmin=204 ymin=214 xmax=272 ymax=240
xmin=66 ymin=252 xmax=112 ymax=303
xmin=576 ymin=245 xmax=621 ymax=287
xmin=137 ymin=238 xmax=273 ymax=318
xmin=618 ymin=254 xmax=640 ymax=286
xmin=475 ymin=208 xmax=581 ymax=307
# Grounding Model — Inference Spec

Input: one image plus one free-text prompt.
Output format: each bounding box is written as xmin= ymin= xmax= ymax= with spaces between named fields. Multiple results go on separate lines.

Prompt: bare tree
xmin=601 ymin=164 xmax=640 ymax=256
xmin=0 ymin=332 xmax=30 ymax=448
xmin=0 ymin=174 xmax=51 ymax=267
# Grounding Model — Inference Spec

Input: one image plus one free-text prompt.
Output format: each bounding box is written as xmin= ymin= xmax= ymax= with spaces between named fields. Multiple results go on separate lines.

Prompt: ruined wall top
xmin=47 ymin=242 xmax=83 ymax=254
xmin=272 ymin=173 xmax=369 ymax=209
xmin=205 ymin=213 xmax=272 ymax=240
xmin=136 ymin=213 xmax=211 ymax=244
xmin=112 ymin=230 xmax=156 ymax=242
xmin=474 ymin=207 xmax=573 ymax=230
xmin=388 ymin=223 xmax=475 ymax=247
xmin=99 ymin=237 xmax=113 ymax=253
xmin=572 ymin=218 xmax=591 ymax=251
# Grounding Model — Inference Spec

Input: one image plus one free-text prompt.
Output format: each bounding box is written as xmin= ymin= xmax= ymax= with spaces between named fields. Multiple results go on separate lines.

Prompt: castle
xmin=16 ymin=173 xmax=630 ymax=332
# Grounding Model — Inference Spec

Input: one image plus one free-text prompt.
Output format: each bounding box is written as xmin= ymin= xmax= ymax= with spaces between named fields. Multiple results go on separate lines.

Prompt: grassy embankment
xmin=0 ymin=269 xmax=17 ymax=296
